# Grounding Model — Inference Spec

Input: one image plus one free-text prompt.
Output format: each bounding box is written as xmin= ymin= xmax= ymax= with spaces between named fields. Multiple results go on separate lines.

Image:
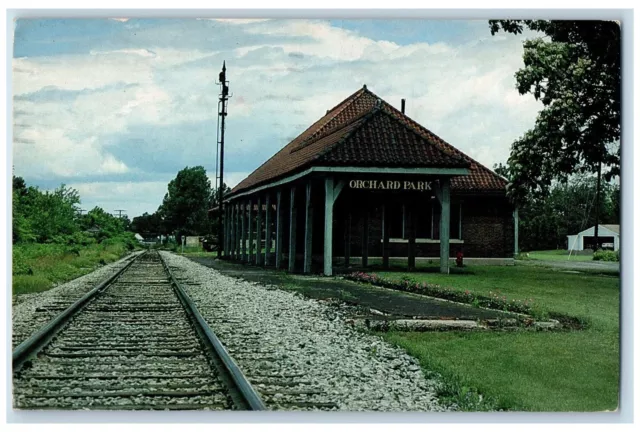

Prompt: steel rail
xmin=158 ymin=253 xmax=267 ymax=411
xmin=12 ymin=252 xmax=143 ymax=372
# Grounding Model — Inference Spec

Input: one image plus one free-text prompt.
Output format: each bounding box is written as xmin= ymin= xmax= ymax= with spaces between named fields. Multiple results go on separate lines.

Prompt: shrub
xmin=12 ymin=248 xmax=33 ymax=275
xmin=593 ymin=250 xmax=619 ymax=262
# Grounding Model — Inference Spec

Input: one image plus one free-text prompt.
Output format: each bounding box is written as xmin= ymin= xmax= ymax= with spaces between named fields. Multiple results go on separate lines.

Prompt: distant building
xmin=134 ymin=233 xmax=144 ymax=242
xmin=567 ymin=225 xmax=620 ymax=251
xmin=185 ymin=236 xmax=202 ymax=248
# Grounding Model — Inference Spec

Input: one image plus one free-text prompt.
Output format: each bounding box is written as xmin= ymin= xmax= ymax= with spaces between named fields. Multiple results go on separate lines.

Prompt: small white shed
xmin=567 ymin=224 xmax=619 ymax=251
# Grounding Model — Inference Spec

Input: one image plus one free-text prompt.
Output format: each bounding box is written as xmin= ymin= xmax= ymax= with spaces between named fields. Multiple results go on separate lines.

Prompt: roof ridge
xmin=231 ymin=89 xmax=367 ymax=192
xmin=316 ymin=107 xmax=470 ymax=169
xmin=375 ymin=108 xmax=468 ymax=165
xmin=290 ymin=101 xmax=377 ymax=154
xmin=324 ymin=85 xmax=368 ymax=114
xmin=312 ymin=106 xmax=383 ymax=162
xmin=290 ymin=87 xmax=368 ymax=152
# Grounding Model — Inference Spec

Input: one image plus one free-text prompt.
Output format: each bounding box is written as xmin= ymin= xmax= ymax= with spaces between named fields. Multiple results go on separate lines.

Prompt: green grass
xmin=526 ymin=249 xmax=594 ymax=262
xmin=376 ymin=266 xmax=619 ymax=411
xmin=12 ymin=242 xmax=137 ymax=295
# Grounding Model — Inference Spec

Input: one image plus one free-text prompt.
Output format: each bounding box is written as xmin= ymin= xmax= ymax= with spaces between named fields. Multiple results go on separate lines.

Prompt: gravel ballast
xmin=161 ymin=252 xmax=450 ymax=412
xmin=12 ymin=251 xmax=144 ymax=348
xmin=14 ymin=252 xmax=231 ymax=411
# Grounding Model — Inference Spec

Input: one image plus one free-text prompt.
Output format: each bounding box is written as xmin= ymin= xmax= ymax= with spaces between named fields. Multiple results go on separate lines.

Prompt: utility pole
xmin=114 ymin=209 xmax=127 ymax=218
xmin=216 ymin=61 xmax=230 ymax=258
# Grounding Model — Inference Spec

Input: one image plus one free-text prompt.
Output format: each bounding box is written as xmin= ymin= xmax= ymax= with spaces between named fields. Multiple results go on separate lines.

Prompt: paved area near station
xmin=519 ymin=259 xmax=619 ymax=274
xmin=187 ymin=256 xmax=511 ymax=321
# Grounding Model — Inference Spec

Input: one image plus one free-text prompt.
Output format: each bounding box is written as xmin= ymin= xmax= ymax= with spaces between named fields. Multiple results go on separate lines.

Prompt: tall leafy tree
xmin=516 ymin=175 xmax=618 ymax=251
xmin=159 ymin=166 xmax=213 ymax=238
xmin=20 ymin=184 xmax=81 ymax=243
xmin=489 ymin=20 xmax=620 ymax=203
xmin=131 ymin=212 xmax=164 ymax=236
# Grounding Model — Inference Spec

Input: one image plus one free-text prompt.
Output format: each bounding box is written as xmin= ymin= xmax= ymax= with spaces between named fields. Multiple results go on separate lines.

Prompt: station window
xmin=387 ymin=201 xmax=462 ymax=240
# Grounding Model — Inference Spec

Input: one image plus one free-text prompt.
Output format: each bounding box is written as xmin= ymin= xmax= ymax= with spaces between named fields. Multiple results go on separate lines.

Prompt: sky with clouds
xmin=12 ymin=18 xmax=543 ymax=218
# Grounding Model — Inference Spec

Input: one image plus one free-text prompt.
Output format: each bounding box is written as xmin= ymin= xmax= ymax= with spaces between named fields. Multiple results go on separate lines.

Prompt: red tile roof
xmin=230 ymin=86 xmax=507 ymax=196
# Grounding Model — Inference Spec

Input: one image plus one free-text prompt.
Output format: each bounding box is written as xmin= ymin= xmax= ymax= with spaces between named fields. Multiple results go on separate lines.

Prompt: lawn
xmin=12 ymin=242 xmax=138 ymax=296
xmin=377 ymin=265 xmax=620 ymax=411
xmin=526 ymin=249 xmax=594 ymax=262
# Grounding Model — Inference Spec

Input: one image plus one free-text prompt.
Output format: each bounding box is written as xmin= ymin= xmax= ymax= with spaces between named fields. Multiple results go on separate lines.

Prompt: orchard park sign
xmin=348 ymin=179 xmax=433 ymax=191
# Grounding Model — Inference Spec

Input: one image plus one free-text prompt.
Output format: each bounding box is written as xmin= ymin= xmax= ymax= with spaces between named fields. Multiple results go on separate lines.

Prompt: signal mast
xmin=216 ymin=62 xmax=230 ymax=258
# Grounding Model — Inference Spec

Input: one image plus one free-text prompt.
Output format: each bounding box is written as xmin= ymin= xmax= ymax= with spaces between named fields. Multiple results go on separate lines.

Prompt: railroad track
xmin=12 ymin=250 xmax=265 ymax=411
xmin=12 ymin=253 xmax=141 ymax=349
xmin=165 ymin=257 xmax=341 ymax=411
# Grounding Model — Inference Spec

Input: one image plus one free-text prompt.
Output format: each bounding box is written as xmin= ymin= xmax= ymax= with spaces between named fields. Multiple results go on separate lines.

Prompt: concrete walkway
xmin=187 ymin=256 xmax=512 ymax=321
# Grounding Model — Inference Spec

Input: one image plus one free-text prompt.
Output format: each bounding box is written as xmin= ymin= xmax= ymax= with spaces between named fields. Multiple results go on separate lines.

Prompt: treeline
xmin=12 ymin=176 xmax=137 ymax=249
xmin=493 ymin=166 xmax=620 ymax=251
xmin=131 ymin=166 xmax=229 ymax=242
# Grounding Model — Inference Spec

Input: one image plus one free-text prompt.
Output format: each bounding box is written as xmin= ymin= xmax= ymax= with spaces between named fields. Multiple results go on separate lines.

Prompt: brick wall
xmin=334 ymin=190 xmax=514 ymax=258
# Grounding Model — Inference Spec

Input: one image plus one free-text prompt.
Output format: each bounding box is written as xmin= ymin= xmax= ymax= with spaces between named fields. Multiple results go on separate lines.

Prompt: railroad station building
xmin=222 ymin=85 xmax=518 ymax=275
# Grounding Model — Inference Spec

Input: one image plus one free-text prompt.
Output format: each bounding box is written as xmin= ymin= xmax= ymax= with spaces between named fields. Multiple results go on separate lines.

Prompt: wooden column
xmin=324 ymin=177 xmax=335 ymax=276
xmin=265 ymin=193 xmax=272 ymax=266
xmin=235 ymin=203 xmax=241 ymax=260
xmin=361 ymin=206 xmax=369 ymax=267
xmin=323 ymin=178 xmax=345 ymax=276
xmin=439 ymin=178 xmax=451 ymax=274
xmin=256 ymin=196 xmax=263 ymax=265
xmin=224 ymin=204 xmax=231 ymax=258
xmin=228 ymin=205 xmax=233 ymax=258
xmin=241 ymin=202 xmax=247 ymax=261
xmin=343 ymin=211 xmax=351 ymax=268
xmin=247 ymin=199 xmax=254 ymax=262
xmin=288 ymin=186 xmax=297 ymax=272
xmin=514 ymin=207 xmax=519 ymax=257
xmin=304 ymin=182 xmax=313 ymax=274
xmin=223 ymin=206 xmax=228 ymax=257
xmin=408 ymin=204 xmax=416 ymax=270
xmin=275 ymin=190 xmax=284 ymax=269
xmin=382 ymin=204 xmax=390 ymax=269
xmin=229 ymin=205 xmax=235 ymax=259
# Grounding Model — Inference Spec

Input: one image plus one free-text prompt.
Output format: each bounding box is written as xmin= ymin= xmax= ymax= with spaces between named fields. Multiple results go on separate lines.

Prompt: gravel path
xmin=161 ymin=251 xmax=450 ymax=412
xmin=12 ymin=251 xmax=144 ymax=348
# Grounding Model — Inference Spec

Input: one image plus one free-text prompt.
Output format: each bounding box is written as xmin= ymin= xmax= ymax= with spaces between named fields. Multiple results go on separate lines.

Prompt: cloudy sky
xmin=12 ymin=18 xmax=542 ymax=218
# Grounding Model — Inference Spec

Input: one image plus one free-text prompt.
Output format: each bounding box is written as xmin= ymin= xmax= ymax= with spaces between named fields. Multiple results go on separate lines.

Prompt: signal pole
xmin=216 ymin=61 xmax=230 ymax=258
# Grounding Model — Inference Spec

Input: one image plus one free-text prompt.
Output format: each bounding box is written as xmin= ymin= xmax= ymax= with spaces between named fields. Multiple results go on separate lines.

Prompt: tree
xmin=79 ymin=206 xmax=127 ymax=242
xmin=159 ymin=166 xmax=213 ymax=238
xmin=489 ymin=20 xmax=620 ymax=203
xmin=17 ymin=184 xmax=81 ymax=243
xmin=131 ymin=212 xmax=164 ymax=236
xmin=516 ymin=174 xmax=618 ymax=251
xmin=493 ymin=163 xmax=510 ymax=179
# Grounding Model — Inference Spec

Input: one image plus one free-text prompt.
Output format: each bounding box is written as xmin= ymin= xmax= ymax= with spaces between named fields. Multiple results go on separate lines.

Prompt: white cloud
xmin=13 ymin=130 xmax=129 ymax=179
xmin=13 ymin=19 xmax=545 ymax=216
xmin=90 ymin=48 xmax=156 ymax=57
